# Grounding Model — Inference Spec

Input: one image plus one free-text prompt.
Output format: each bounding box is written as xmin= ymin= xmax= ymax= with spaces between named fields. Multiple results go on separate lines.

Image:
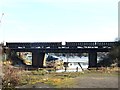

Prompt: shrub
xmin=2 ymin=65 xmax=21 ymax=90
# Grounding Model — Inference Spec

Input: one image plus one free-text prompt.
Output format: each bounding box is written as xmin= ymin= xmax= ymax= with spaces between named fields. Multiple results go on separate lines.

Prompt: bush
xmin=2 ymin=65 xmax=21 ymax=90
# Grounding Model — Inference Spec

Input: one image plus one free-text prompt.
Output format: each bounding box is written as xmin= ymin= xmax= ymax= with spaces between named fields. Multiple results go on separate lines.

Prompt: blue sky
xmin=0 ymin=0 xmax=118 ymax=43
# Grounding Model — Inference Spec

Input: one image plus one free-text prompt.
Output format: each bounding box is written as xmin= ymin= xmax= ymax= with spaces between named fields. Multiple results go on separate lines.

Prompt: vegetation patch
xmin=2 ymin=64 xmax=21 ymax=90
xmin=2 ymin=62 xmax=119 ymax=89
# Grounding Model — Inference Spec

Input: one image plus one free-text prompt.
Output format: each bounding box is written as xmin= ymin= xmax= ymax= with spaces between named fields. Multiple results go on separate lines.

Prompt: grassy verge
xmin=18 ymin=67 xmax=119 ymax=88
xmin=19 ymin=70 xmax=85 ymax=88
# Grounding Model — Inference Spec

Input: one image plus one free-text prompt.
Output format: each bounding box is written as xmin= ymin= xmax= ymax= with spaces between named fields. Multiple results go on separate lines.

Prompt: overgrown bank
xmin=1 ymin=64 xmax=119 ymax=89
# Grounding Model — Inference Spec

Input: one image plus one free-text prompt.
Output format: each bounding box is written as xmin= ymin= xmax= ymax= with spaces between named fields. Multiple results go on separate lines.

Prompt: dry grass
xmin=2 ymin=64 xmax=22 ymax=89
xmin=2 ymin=65 xmax=119 ymax=88
xmin=19 ymin=70 xmax=85 ymax=88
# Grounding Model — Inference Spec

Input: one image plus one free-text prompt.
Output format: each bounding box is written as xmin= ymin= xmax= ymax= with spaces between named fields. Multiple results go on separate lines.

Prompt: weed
xmin=2 ymin=65 xmax=21 ymax=90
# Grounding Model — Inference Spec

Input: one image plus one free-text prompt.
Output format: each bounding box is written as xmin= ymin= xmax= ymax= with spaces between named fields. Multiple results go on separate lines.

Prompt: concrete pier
xmin=32 ymin=51 xmax=45 ymax=68
xmin=88 ymin=52 xmax=97 ymax=68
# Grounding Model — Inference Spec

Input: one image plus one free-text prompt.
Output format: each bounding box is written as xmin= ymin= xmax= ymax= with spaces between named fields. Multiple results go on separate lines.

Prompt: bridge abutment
xmin=88 ymin=52 xmax=97 ymax=68
xmin=32 ymin=51 xmax=45 ymax=68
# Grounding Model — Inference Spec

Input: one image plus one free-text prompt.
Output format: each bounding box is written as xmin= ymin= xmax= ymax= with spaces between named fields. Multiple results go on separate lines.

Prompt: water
xmin=60 ymin=56 xmax=88 ymax=63
xmin=25 ymin=54 xmax=100 ymax=72
xmin=54 ymin=56 xmax=89 ymax=72
xmin=56 ymin=69 xmax=83 ymax=72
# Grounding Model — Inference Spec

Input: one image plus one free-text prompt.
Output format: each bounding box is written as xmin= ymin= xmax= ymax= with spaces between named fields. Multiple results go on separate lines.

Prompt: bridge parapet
xmin=65 ymin=42 xmax=116 ymax=48
xmin=30 ymin=42 xmax=62 ymax=48
xmin=65 ymin=42 xmax=96 ymax=47
xmin=96 ymin=42 xmax=117 ymax=47
xmin=6 ymin=42 xmax=62 ymax=49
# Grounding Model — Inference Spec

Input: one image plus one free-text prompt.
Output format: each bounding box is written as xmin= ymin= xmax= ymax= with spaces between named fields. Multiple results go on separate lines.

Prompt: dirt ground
xmin=70 ymin=74 xmax=119 ymax=88
xmin=16 ymin=72 xmax=119 ymax=89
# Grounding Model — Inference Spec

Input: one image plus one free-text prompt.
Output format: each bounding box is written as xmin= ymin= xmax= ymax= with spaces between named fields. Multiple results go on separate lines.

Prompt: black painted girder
xmin=9 ymin=48 xmax=110 ymax=53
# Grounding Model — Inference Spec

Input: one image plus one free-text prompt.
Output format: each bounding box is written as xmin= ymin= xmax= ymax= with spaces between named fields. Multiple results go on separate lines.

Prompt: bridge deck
xmin=6 ymin=42 xmax=115 ymax=53
xmin=6 ymin=42 xmax=116 ymax=49
xmin=9 ymin=48 xmax=110 ymax=53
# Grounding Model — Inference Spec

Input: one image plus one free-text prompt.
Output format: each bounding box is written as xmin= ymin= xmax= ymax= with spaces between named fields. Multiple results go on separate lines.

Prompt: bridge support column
xmin=88 ymin=52 xmax=97 ymax=68
xmin=32 ymin=51 xmax=45 ymax=68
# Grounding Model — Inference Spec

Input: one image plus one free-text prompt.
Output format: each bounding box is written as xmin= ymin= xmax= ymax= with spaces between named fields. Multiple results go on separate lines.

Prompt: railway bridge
xmin=5 ymin=42 xmax=117 ymax=68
